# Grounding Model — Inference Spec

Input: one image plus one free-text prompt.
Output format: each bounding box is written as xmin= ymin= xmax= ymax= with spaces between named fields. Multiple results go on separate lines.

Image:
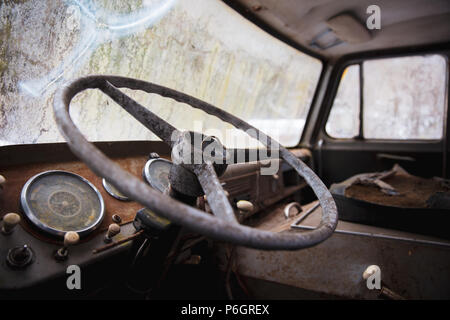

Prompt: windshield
xmin=0 ymin=0 xmax=322 ymax=148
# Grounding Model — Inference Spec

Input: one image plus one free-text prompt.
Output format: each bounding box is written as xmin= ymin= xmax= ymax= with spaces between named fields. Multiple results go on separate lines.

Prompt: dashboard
xmin=0 ymin=141 xmax=309 ymax=296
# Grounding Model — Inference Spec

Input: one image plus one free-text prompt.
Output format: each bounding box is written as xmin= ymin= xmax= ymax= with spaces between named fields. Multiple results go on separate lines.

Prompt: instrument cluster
xmin=0 ymin=145 xmax=301 ymax=293
xmin=0 ymin=155 xmax=173 ymax=289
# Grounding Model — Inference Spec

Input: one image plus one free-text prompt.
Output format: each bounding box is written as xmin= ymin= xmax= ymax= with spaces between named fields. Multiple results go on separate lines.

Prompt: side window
xmin=325 ymin=65 xmax=360 ymax=138
xmin=363 ymin=55 xmax=446 ymax=139
xmin=326 ymin=54 xmax=447 ymax=140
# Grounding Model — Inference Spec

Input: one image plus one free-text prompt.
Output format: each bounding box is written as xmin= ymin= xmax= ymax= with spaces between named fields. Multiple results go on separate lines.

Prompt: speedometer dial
xmin=20 ymin=171 xmax=105 ymax=238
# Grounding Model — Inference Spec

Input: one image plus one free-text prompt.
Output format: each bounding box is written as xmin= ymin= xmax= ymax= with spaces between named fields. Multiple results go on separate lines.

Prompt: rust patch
xmin=0 ymin=155 xmax=148 ymax=244
xmin=346 ymin=170 xmax=449 ymax=208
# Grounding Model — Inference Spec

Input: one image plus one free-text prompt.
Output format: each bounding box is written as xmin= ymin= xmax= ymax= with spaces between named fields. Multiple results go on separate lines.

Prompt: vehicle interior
xmin=0 ymin=0 xmax=449 ymax=300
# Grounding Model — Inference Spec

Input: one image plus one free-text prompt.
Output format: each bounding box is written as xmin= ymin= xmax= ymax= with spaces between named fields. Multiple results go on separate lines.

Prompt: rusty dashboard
xmin=0 ymin=141 xmax=310 ymax=295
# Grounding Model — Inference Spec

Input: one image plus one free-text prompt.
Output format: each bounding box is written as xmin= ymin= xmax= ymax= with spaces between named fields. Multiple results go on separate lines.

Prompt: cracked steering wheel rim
xmin=53 ymin=75 xmax=337 ymax=250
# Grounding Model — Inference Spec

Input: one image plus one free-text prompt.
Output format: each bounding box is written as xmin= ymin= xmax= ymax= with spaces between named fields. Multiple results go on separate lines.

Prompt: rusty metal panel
xmin=0 ymin=151 xmax=148 ymax=244
xmin=228 ymin=202 xmax=450 ymax=299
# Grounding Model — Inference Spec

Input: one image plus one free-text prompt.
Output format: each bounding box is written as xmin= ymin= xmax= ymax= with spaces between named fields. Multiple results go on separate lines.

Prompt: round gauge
xmin=142 ymin=158 xmax=172 ymax=193
xmin=20 ymin=170 xmax=105 ymax=238
xmin=102 ymin=178 xmax=129 ymax=201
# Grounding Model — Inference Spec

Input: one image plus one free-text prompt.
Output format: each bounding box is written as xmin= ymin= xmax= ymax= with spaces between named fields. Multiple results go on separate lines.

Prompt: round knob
xmin=2 ymin=213 xmax=21 ymax=234
xmin=104 ymin=223 xmax=120 ymax=243
xmin=0 ymin=174 xmax=6 ymax=187
xmin=107 ymin=223 xmax=121 ymax=237
xmin=236 ymin=200 xmax=254 ymax=213
xmin=64 ymin=231 xmax=80 ymax=247
xmin=54 ymin=232 xmax=79 ymax=261
xmin=112 ymin=214 xmax=122 ymax=224
xmin=363 ymin=265 xmax=380 ymax=280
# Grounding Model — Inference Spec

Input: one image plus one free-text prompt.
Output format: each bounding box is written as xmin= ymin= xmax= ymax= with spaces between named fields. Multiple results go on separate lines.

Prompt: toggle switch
xmin=1 ymin=213 xmax=21 ymax=235
xmin=104 ymin=223 xmax=121 ymax=243
xmin=55 ymin=231 xmax=80 ymax=261
xmin=7 ymin=244 xmax=34 ymax=268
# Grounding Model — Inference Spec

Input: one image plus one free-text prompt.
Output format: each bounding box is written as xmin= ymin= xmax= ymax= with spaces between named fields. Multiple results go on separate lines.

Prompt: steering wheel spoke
xmin=194 ymin=163 xmax=238 ymax=224
xmin=99 ymin=80 xmax=178 ymax=146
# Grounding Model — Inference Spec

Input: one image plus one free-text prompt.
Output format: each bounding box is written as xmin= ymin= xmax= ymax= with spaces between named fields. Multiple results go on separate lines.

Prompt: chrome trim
xmin=142 ymin=158 xmax=172 ymax=193
xmin=102 ymin=178 xmax=129 ymax=201
xmin=291 ymin=224 xmax=450 ymax=248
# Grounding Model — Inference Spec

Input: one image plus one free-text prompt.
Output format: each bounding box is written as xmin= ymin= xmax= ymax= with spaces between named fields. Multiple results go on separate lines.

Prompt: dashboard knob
xmin=55 ymin=231 xmax=79 ymax=261
xmin=112 ymin=214 xmax=122 ymax=224
xmin=2 ymin=212 xmax=21 ymax=235
xmin=236 ymin=200 xmax=254 ymax=214
xmin=64 ymin=231 xmax=80 ymax=247
xmin=0 ymin=174 xmax=5 ymax=188
xmin=104 ymin=223 xmax=121 ymax=243
xmin=362 ymin=265 xmax=380 ymax=280
xmin=149 ymin=152 xmax=160 ymax=159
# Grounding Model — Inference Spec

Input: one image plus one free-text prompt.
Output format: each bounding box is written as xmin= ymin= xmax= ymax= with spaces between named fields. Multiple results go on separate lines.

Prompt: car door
xmin=309 ymin=51 xmax=449 ymax=186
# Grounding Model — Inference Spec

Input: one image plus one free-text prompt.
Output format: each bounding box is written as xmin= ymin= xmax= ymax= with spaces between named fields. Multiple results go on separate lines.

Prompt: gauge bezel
xmin=102 ymin=178 xmax=129 ymax=201
xmin=20 ymin=170 xmax=105 ymax=238
xmin=142 ymin=158 xmax=172 ymax=193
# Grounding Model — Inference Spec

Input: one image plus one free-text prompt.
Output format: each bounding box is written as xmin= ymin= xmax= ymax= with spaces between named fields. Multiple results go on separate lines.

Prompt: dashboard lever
xmin=6 ymin=244 xmax=34 ymax=269
xmin=283 ymin=202 xmax=302 ymax=219
xmin=291 ymin=202 xmax=320 ymax=227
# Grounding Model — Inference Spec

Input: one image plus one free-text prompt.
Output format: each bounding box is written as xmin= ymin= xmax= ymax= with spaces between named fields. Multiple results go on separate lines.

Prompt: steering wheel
xmin=53 ymin=76 xmax=337 ymax=250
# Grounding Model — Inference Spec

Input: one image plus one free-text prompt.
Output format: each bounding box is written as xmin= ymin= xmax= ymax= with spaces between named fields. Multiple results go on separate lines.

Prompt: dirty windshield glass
xmin=0 ymin=0 xmax=322 ymax=147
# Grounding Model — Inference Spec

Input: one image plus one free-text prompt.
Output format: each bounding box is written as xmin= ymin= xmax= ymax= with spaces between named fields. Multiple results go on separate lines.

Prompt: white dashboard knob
xmin=363 ymin=265 xmax=380 ymax=280
xmin=64 ymin=231 xmax=80 ymax=247
xmin=104 ymin=223 xmax=121 ymax=243
xmin=54 ymin=231 xmax=80 ymax=261
xmin=0 ymin=174 xmax=6 ymax=187
xmin=236 ymin=200 xmax=254 ymax=213
xmin=2 ymin=213 xmax=21 ymax=234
